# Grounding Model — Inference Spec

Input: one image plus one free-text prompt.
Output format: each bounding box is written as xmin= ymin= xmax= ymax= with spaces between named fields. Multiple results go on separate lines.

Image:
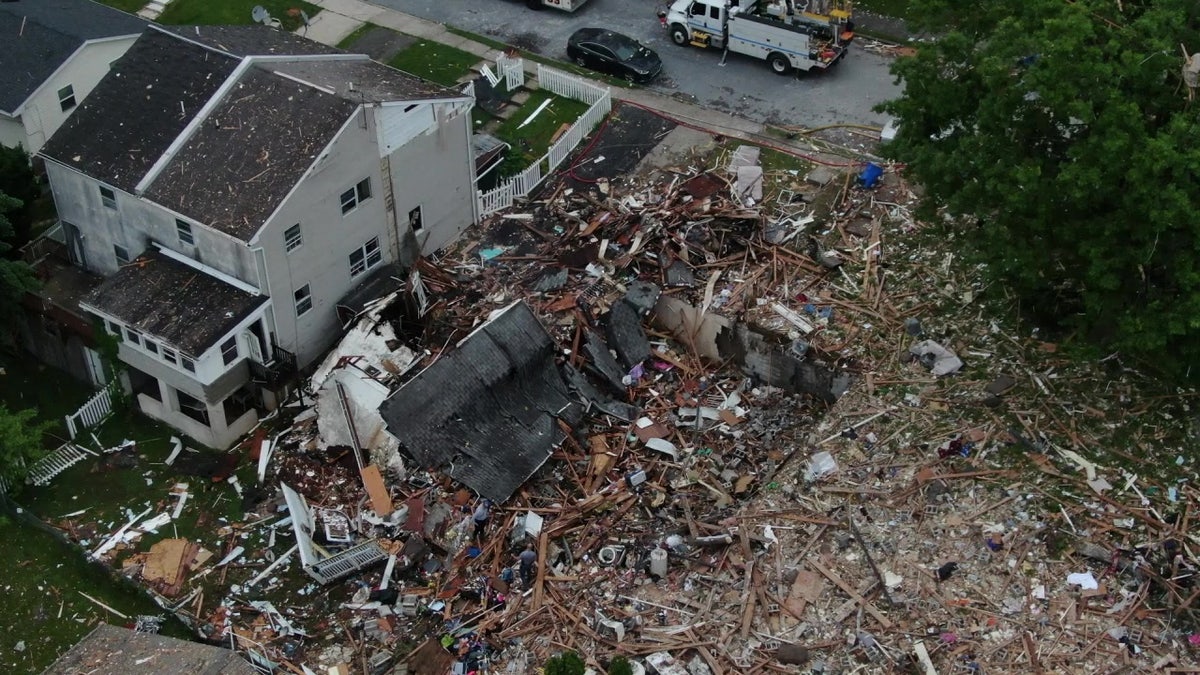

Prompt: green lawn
xmin=388 ymin=41 xmax=480 ymax=87
xmin=491 ymin=91 xmax=589 ymax=177
xmin=0 ymin=508 xmax=192 ymax=673
xmin=97 ymin=0 xmax=148 ymax=14
xmin=336 ymin=22 xmax=376 ymax=50
xmin=156 ymin=0 xmax=320 ymax=32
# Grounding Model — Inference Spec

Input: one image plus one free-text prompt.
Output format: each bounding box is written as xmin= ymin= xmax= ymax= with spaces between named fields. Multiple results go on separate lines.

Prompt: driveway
xmin=370 ymin=0 xmax=902 ymax=128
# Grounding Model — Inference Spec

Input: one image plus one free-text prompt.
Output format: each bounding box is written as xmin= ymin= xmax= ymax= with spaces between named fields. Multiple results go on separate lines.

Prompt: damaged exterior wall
xmin=652 ymin=295 xmax=852 ymax=402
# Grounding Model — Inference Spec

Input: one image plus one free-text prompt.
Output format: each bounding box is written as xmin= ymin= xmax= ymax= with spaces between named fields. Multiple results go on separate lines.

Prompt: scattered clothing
xmin=936 ymin=561 xmax=959 ymax=582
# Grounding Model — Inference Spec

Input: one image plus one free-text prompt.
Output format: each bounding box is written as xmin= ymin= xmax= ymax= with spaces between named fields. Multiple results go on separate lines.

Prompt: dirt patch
xmin=347 ymin=26 xmax=417 ymax=63
xmin=558 ymin=103 xmax=677 ymax=191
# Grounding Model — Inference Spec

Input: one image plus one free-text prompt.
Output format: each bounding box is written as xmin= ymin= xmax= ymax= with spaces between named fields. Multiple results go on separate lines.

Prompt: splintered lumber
xmin=533 ymin=530 xmax=549 ymax=610
xmin=739 ymin=560 xmax=757 ymax=639
xmin=807 ymin=558 xmax=893 ymax=629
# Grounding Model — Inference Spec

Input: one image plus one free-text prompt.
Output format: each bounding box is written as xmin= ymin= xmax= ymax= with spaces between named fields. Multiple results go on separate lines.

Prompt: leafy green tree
xmin=0 ymin=404 xmax=51 ymax=493
xmin=608 ymin=656 xmax=634 ymax=675
xmin=0 ymin=190 xmax=38 ymax=334
xmin=878 ymin=0 xmax=1200 ymax=377
xmin=0 ymin=145 xmax=39 ymax=249
xmin=544 ymin=650 xmax=586 ymax=675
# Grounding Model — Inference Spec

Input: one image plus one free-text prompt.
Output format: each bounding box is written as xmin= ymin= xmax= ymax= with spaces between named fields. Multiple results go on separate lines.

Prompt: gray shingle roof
xmin=0 ymin=0 xmax=147 ymax=114
xmin=379 ymin=301 xmax=578 ymax=503
xmin=81 ymin=249 xmax=268 ymax=357
xmin=43 ymin=623 xmax=258 ymax=675
xmin=39 ymin=27 xmax=239 ymax=192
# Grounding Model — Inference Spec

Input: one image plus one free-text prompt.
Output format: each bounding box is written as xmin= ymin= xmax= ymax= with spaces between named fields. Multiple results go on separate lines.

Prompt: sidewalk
xmin=300 ymin=0 xmax=865 ymax=158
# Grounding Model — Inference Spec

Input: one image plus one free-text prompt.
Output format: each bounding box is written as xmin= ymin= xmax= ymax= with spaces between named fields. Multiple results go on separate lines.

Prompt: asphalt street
xmin=373 ymin=0 xmax=903 ymax=128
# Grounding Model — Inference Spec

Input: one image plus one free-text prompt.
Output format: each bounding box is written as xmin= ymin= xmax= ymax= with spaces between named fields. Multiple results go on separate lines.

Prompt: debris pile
xmin=44 ymin=127 xmax=1200 ymax=674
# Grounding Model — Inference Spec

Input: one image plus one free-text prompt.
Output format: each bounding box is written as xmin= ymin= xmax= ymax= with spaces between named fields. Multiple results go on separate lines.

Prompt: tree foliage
xmin=0 ymin=404 xmax=51 ymax=492
xmin=878 ymin=0 xmax=1200 ymax=378
xmin=0 ymin=145 xmax=39 ymax=249
xmin=0 ymin=190 xmax=38 ymax=332
xmin=544 ymin=651 xmax=586 ymax=675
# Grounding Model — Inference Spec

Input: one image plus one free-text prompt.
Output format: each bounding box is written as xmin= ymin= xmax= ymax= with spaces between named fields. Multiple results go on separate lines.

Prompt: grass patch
xmin=336 ymin=22 xmax=376 ymax=50
xmin=97 ymin=0 xmax=148 ymax=13
xmin=0 ymin=507 xmax=192 ymax=672
xmin=388 ymin=41 xmax=480 ymax=87
xmin=156 ymin=0 xmax=319 ymax=32
xmin=491 ymin=91 xmax=589 ymax=176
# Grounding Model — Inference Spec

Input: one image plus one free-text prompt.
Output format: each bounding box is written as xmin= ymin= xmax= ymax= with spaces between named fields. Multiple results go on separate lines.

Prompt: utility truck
xmin=524 ymin=0 xmax=589 ymax=10
xmin=662 ymin=0 xmax=854 ymax=74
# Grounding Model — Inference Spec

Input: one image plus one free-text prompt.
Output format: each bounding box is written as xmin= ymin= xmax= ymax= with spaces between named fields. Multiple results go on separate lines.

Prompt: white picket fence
xmin=498 ymin=54 xmax=525 ymax=91
xmin=476 ymin=65 xmax=612 ymax=218
xmin=65 ymin=380 xmax=119 ymax=439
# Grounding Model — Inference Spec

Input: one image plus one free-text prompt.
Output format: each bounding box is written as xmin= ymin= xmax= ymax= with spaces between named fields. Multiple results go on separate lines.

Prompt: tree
xmin=544 ymin=651 xmax=586 ymax=675
xmin=0 ymin=190 xmax=38 ymax=333
xmin=607 ymin=656 xmax=634 ymax=675
xmin=0 ymin=145 xmax=39 ymax=249
xmin=0 ymin=404 xmax=51 ymax=492
xmin=878 ymin=0 xmax=1200 ymax=378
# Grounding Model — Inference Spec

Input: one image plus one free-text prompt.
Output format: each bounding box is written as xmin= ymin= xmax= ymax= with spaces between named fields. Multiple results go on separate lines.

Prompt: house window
xmin=143 ymin=339 xmax=158 ymax=355
xmin=99 ymin=186 xmax=116 ymax=209
xmin=339 ymin=178 xmax=371 ymax=215
xmin=348 ymin=237 xmax=382 ymax=278
xmin=113 ymin=245 xmax=130 ymax=266
xmin=284 ymin=223 xmax=303 ymax=253
xmin=408 ymin=206 xmax=424 ymax=233
xmin=176 ymin=219 xmax=195 ymax=246
xmin=181 ymin=356 xmax=196 ymax=373
xmin=162 ymin=347 xmax=177 ymax=365
xmin=58 ymin=85 xmax=76 ymax=112
xmin=176 ymin=390 xmax=209 ymax=426
xmin=294 ymin=284 xmax=313 ymax=316
xmin=124 ymin=327 xmax=142 ymax=346
xmin=220 ymin=337 xmax=239 ymax=366
xmin=106 ymin=320 xmax=122 ymax=337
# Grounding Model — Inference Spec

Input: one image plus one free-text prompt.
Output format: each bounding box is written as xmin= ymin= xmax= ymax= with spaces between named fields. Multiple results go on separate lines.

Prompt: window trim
xmin=58 ymin=84 xmax=76 ymax=112
xmin=124 ymin=327 xmax=142 ymax=346
xmin=220 ymin=337 xmax=239 ymax=366
xmin=180 ymin=356 xmax=196 ymax=373
xmin=99 ymin=185 xmax=116 ymax=210
xmin=161 ymin=346 xmax=178 ymax=365
xmin=284 ymin=223 xmax=303 ymax=253
xmin=339 ymin=178 xmax=372 ymax=215
xmin=113 ymin=244 xmax=130 ymax=266
xmin=294 ymin=284 xmax=313 ymax=317
xmin=348 ymin=237 xmax=382 ymax=279
xmin=176 ymin=219 xmax=195 ymax=246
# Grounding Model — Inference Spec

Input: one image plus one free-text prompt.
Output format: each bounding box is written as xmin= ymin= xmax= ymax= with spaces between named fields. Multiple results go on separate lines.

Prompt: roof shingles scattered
xmin=145 ymin=67 xmax=356 ymax=240
xmin=82 ymin=249 xmax=268 ymax=357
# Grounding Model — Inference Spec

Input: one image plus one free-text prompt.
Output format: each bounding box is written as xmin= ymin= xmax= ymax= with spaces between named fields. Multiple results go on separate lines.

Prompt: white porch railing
xmin=65 ymin=380 xmax=119 ymax=439
xmin=476 ymin=66 xmax=612 ymax=218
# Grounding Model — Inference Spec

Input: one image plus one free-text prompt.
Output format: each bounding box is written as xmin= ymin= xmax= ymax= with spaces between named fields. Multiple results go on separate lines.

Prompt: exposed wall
xmin=14 ymin=37 xmax=139 ymax=154
xmin=257 ymin=112 xmax=392 ymax=369
xmin=388 ymin=101 xmax=476 ymax=255
xmin=44 ymin=161 xmax=260 ymax=282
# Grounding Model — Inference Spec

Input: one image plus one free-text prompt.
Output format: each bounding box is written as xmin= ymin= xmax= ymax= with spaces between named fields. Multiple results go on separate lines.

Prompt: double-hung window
xmin=294 ymin=284 xmax=313 ymax=316
xmin=349 ymin=237 xmax=382 ymax=278
xmin=339 ymin=178 xmax=371 ymax=215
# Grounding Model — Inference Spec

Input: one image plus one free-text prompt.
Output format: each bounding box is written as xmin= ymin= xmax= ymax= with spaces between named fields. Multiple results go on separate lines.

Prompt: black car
xmin=566 ymin=28 xmax=663 ymax=84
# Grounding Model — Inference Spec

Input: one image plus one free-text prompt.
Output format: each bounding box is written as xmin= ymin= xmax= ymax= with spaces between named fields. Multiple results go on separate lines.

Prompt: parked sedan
xmin=566 ymin=28 xmax=663 ymax=84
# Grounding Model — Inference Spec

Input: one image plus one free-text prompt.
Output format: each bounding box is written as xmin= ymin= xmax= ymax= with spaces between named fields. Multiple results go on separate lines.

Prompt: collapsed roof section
xmin=378 ymin=301 xmax=579 ymax=502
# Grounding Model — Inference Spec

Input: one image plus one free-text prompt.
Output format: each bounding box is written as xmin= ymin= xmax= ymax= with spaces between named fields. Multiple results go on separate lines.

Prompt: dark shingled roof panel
xmin=44 ymin=623 xmax=258 ymax=675
xmin=144 ymin=66 xmax=357 ymax=240
xmin=82 ymin=249 xmax=268 ymax=357
xmin=379 ymin=301 xmax=577 ymax=503
xmin=270 ymin=58 xmax=462 ymax=103
xmin=0 ymin=0 xmax=148 ymax=113
xmin=39 ymin=28 xmax=239 ymax=191
xmin=159 ymin=24 xmax=342 ymax=57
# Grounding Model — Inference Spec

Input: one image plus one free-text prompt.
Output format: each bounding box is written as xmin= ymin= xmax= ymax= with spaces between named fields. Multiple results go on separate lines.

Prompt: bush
xmin=608 ymin=655 xmax=634 ymax=675
xmin=544 ymin=650 xmax=586 ymax=675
